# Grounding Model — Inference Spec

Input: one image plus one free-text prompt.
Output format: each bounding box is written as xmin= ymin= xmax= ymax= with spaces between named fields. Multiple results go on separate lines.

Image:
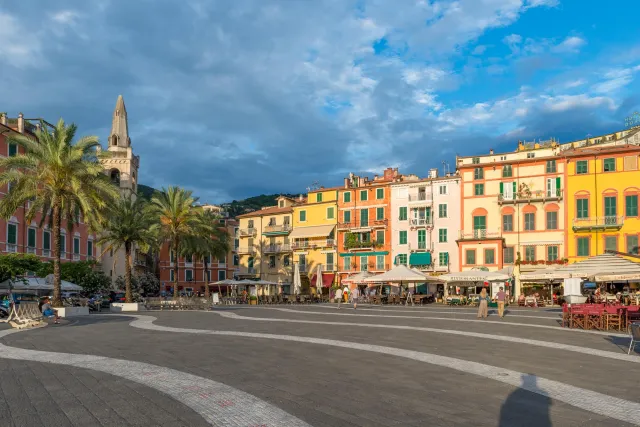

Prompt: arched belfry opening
xmin=110 ymin=169 xmax=121 ymax=185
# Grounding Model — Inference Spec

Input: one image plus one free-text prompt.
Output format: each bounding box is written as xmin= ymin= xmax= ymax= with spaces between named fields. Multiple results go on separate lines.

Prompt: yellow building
xmin=291 ymin=188 xmax=338 ymax=290
xmin=236 ymin=196 xmax=298 ymax=293
xmin=565 ymin=141 xmax=640 ymax=261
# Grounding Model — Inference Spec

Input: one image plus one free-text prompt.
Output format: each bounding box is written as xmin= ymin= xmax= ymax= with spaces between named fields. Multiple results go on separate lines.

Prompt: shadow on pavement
xmin=499 ymin=374 xmax=552 ymax=427
xmin=604 ymin=335 xmax=636 ymax=354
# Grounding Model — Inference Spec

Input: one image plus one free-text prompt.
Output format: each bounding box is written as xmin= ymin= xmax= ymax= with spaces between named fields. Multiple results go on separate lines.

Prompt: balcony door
xmin=360 ymin=209 xmax=369 ymax=227
xmin=417 ymin=229 xmax=426 ymax=250
xmin=604 ymin=196 xmax=617 ymax=224
xmin=546 ymin=177 xmax=560 ymax=197
xmin=473 ymin=215 xmax=486 ymax=238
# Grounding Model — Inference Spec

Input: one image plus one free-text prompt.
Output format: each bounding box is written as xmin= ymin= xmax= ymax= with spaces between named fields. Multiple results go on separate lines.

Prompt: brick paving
xmin=0 ymin=306 xmax=638 ymax=426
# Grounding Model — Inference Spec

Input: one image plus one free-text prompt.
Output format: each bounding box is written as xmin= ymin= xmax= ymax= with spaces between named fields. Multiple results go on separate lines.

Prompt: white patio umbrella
xmin=439 ymin=270 xmax=510 ymax=282
xmin=315 ymin=264 xmax=323 ymax=296
xmin=293 ymin=263 xmax=301 ymax=295
xmin=551 ymin=253 xmax=640 ymax=281
xmin=342 ymin=271 xmax=374 ymax=283
xmin=363 ymin=265 xmax=442 ymax=283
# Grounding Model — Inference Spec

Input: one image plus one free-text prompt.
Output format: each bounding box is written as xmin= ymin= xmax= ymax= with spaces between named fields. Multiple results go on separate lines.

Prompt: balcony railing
xmin=26 ymin=247 xmax=36 ymax=254
xmin=237 ymin=246 xmax=257 ymax=254
xmin=6 ymin=244 xmax=17 ymax=253
xmin=410 ymin=218 xmax=433 ymax=227
xmin=263 ymin=244 xmax=292 ymax=253
xmin=338 ymin=220 xmax=387 ymax=229
xmin=498 ymin=189 xmax=564 ymax=204
xmin=408 ymin=193 xmax=433 ymax=202
xmin=573 ymin=216 xmax=624 ymax=231
xmin=341 ymin=263 xmax=358 ymax=272
xmin=368 ymin=263 xmax=389 ymax=271
xmin=238 ymin=228 xmax=257 ymax=237
xmin=344 ymin=240 xmax=381 ymax=252
xmin=264 ymin=224 xmax=292 ymax=234
xmin=322 ymin=264 xmax=336 ymax=272
xmin=457 ymin=229 xmax=502 ymax=241
xmin=370 ymin=219 xmax=388 ymax=228
xmin=43 ymin=249 xmax=51 ymax=257
xmin=291 ymin=239 xmax=336 ymax=250
xmin=73 ymin=254 xmax=80 ymax=261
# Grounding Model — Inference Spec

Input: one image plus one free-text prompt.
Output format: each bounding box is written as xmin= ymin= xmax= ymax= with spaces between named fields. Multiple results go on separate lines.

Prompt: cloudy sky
xmin=2 ymin=0 xmax=640 ymax=203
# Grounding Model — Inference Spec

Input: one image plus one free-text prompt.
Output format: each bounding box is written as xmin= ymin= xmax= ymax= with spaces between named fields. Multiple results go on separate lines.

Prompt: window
xmin=417 ymin=229 xmax=426 ymax=249
xmin=7 ymin=223 xmax=17 ymax=245
xmin=525 ymin=246 xmax=535 ymax=262
xmin=359 ymin=256 xmax=368 ymax=271
xmin=546 ymin=211 xmax=558 ymax=230
xmin=376 ymin=207 xmax=384 ymax=220
xmin=360 ymin=190 xmax=368 ymax=201
xmin=8 ymin=143 xmax=17 ymax=157
xmin=376 ymin=230 xmax=384 ymax=244
xmin=43 ymin=231 xmax=50 ymax=254
xmin=343 ymin=256 xmax=352 ymax=270
xmin=439 ymin=185 xmax=447 ymax=195
xmin=438 ymin=229 xmax=447 ymax=243
xmin=360 ymin=208 xmax=369 ymax=227
xmin=546 ymin=160 xmax=556 ymax=173
xmin=60 ymin=234 xmax=66 ymax=254
xmin=326 ymin=253 xmax=335 ymax=269
xmin=73 ymin=237 xmax=80 ymax=254
xmin=527 ymin=152 xmax=535 ymax=159
xmin=218 ymin=270 xmax=226 ymax=281
xmin=577 ymin=237 xmax=590 ymax=257
xmin=524 ymin=213 xmax=535 ymax=230
xmin=546 ymin=177 xmax=561 ymax=197
xmin=502 ymin=214 xmax=513 ymax=232
xmin=233 ymin=254 xmax=239 ymax=266
xmin=576 ymin=160 xmax=588 ymax=174
xmin=603 ymin=158 xmax=616 ymax=172
xmin=502 ymin=165 xmax=512 ymax=177
xmin=170 ymin=270 xmax=175 ymax=282
xmin=279 ymin=200 xmax=284 ymax=208
xmin=474 ymin=168 xmax=484 ymax=180
xmin=396 ymin=254 xmax=407 ymax=265
xmin=269 ymin=255 xmax=276 ymax=268
xmin=624 ymin=155 xmax=638 ymax=171
xmin=399 ymin=206 xmax=407 ymax=221
xmin=577 ymin=199 xmax=589 ymax=219
xmin=185 ymin=253 xmax=193 ymax=264
xmin=472 ymin=157 xmax=480 ymax=164
xmin=283 ymin=255 xmax=290 ymax=267
xmin=343 ymin=192 xmax=351 ymax=203
xmin=87 ymin=240 xmax=93 ymax=257
xmin=248 ymin=257 xmax=254 ymax=269
xmin=439 ymin=252 xmax=449 ymax=267
xmin=604 ymin=196 xmax=617 ymax=217
xmin=474 ymin=184 xmax=484 ymax=196
xmin=604 ymin=236 xmax=617 ymax=252
xmin=327 ymin=207 xmax=335 ymax=219
xmin=484 ymin=249 xmax=495 ymax=265
xmin=465 ymin=250 xmax=476 ymax=265
xmin=376 ymin=255 xmax=385 ymax=270
xmin=248 ymin=220 xmax=254 ymax=228
xmin=27 ymin=228 xmax=36 ymax=248
xmin=185 ymin=270 xmax=193 ymax=281
xmin=376 ymin=188 xmax=384 ymax=199
xmin=626 ymin=195 xmax=638 ymax=217
xmin=344 ymin=210 xmax=351 ymax=223
xmin=473 ymin=215 xmax=486 ymax=230
xmin=627 ymin=235 xmax=639 ymax=254
xmin=503 ymin=247 xmax=514 ymax=264
xmin=299 ymin=210 xmax=306 ymax=222
xmin=399 ymin=231 xmax=407 ymax=245
xmin=438 ymin=204 xmax=447 ymax=218
xmin=317 ymin=193 xmax=323 ymax=202
xmin=547 ymin=246 xmax=559 ymax=261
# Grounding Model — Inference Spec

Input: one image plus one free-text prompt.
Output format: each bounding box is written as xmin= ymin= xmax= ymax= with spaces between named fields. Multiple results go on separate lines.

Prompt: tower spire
xmin=109 ymin=95 xmax=130 ymax=148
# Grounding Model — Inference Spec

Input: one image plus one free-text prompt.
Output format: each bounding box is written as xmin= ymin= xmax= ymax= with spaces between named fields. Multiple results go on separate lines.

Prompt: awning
xmin=540 ymin=253 xmax=640 ymax=281
xmin=340 ymin=251 xmax=388 ymax=257
xmin=289 ymin=224 xmax=335 ymax=239
xmin=309 ymin=272 xmax=335 ymax=288
xmin=409 ymin=252 xmax=431 ymax=266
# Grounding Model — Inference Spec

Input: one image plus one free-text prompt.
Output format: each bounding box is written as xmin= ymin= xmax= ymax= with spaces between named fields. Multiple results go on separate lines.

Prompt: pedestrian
xmin=495 ymin=286 xmax=506 ymax=318
xmin=336 ymin=286 xmax=343 ymax=309
xmin=40 ymin=297 xmax=60 ymax=324
xmin=343 ymin=285 xmax=349 ymax=303
xmin=477 ymin=288 xmax=488 ymax=319
xmin=352 ymin=286 xmax=360 ymax=309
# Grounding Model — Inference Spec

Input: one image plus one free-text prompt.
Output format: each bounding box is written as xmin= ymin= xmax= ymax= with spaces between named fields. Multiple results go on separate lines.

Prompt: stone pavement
xmin=0 ymin=305 xmax=638 ymax=426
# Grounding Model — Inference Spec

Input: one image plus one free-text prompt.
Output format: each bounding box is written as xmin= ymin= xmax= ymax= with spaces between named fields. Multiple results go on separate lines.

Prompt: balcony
xmin=6 ymin=244 xmax=17 ymax=253
xmin=322 ymin=264 xmax=336 ymax=272
xmin=498 ymin=189 xmax=564 ymax=205
xmin=411 ymin=241 xmax=431 ymax=252
xmin=344 ymin=240 xmax=381 ymax=252
xmin=368 ymin=263 xmax=389 ymax=271
xmin=26 ymin=247 xmax=36 ymax=254
xmin=263 ymin=244 xmax=292 ymax=253
xmin=291 ymin=239 xmax=335 ymax=250
xmin=238 ymin=228 xmax=257 ymax=237
xmin=408 ymin=193 xmax=433 ymax=204
xmin=341 ymin=263 xmax=358 ymax=272
xmin=263 ymin=224 xmax=292 ymax=235
xmin=370 ymin=219 xmax=388 ymax=228
xmin=572 ymin=216 xmax=624 ymax=232
xmin=410 ymin=218 xmax=433 ymax=228
xmin=237 ymin=246 xmax=257 ymax=254
xmin=338 ymin=220 xmax=387 ymax=230
xmin=457 ymin=229 xmax=502 ymax=241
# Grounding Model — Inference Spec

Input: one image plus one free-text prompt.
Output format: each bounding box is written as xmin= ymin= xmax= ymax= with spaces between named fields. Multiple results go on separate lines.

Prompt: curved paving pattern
xmin=0 ymin=327 xmax=310 ymax=427
xmin=130 ymin=314 xmax=640 ymax=426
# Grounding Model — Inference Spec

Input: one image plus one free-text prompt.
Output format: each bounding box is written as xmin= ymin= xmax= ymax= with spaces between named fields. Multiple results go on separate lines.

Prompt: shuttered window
xmin=7 ymin=223 xmax=17 ymax=244
xmin=27 ymin=228 xmax=36 ymax=247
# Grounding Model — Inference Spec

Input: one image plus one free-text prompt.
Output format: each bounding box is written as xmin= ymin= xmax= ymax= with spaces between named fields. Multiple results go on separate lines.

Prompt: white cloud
xmin=591 ymin=65 xmax=640 ymax=93
xmin=0 ymin=13 xmax=42 ymax=68
xmin=564 ymin=78 xmax=587 ymax=89
xmin=472 ymin=45 xmax=488 ymax=55
xmin=552 ymin=36 xmax=586 ymax=53
xmin=503 ymin=34 xmax=523 ymax=53
xmin=543 ymin=94 xmax=615 ymax=112
xmin=51 ymin=10 xmax=79 ymax=25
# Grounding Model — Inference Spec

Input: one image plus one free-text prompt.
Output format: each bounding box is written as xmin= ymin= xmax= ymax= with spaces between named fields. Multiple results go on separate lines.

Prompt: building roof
xmin=307 ymin=186 xmax=342 ymax=193
xmin=561 ymin=143 xmax=640 ymax=158
xmin=236 ymin=206 xmax=293 ymax=219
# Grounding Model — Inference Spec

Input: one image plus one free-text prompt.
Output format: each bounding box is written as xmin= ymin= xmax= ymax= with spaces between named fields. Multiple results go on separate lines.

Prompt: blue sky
xmin=1 ymin=0 xmax=639 ymax=203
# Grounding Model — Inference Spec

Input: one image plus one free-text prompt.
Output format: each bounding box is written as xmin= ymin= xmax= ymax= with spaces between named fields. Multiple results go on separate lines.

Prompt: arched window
xmin=110 ymin=169 xmax=120 ymax=185
xmin=111 ymin=135 xmax=118 ymax=146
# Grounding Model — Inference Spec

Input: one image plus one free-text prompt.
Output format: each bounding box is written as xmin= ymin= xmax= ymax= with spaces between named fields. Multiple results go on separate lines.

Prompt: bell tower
xmin=101 ymin=95 xmax=139 ymax=197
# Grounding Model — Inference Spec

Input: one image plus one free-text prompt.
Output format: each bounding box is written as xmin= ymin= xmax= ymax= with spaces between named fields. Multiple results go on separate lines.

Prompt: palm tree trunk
xmin=51 ymin=199 xmax=62 ymax=307
xmin=173 ymin=239 xmax=179 ymax=298
xmin=203 ymin=256 xmax=210 ymax=299
xmin=125 ymin=241 xmax=133 ymax=303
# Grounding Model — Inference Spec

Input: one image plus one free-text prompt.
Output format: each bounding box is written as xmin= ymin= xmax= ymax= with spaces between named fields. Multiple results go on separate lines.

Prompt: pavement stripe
xmin=0 ymin=327 xmax=310 ymax=427
xmin=269 ymin=307 xmax=628 ymax=337
xmin=217 ymin=309 xmax=637 ymax=363
xmin=128 ymin=314 xmax=640 ymax=426
xmin=301 ymin=305 xmax=561 ymax=319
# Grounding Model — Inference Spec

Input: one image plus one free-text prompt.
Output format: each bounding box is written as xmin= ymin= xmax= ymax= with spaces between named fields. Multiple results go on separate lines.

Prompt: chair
xmin=629 ymin=323 xmax=640 ymax=355
xmin=585 ymin=308 xmax=603 ymax=330
xmin=604 ymin=307 xmax=623 ymax=331
xmin=570 ymin=306 xmax=587 ymax=329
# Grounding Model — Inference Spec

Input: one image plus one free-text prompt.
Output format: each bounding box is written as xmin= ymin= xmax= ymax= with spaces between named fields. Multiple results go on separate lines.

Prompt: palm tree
xmin=0 ymin=119 xmax=118 ymax=306
xmin=150 ymin=187 xmax=200 ymax=298
xmin=181 ymin=209 xmax=231 ymax=299
xmin=96 ymin=193 xmax=159 ymax=303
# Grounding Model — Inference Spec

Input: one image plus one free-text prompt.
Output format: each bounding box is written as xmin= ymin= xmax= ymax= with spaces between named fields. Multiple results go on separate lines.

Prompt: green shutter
xmin=344 ymin=210 xmax=351 ymax=223
xmin=43 ymin=232 xmax=50 ymax=250
xmin=499 ymin=182 xmax=504 ymax=194
xmin=7 ymin=224 xmax=17 ymax=244
xmin=300 ymin=210 xmax=306 ymax=221
xmin=317 ymin=193 xmax=322 ymax=202
xmin=74 ymin=238 xmax=80 ymax=254
xmin=376 ymin=207 xmax=384 ymax=220
xmin=556 ymin=177 xmax=561 ymax=194
xmin=376 ymin=230 xmax=384 ymax=243
xmin=8 ymin=144 xmax=17 ymax=157
xmin=626 ymin=195 xmax=638 ymax=216
xmin=27 ymin=228 xmax=36 ymax=247
xmin=88 ymin=241 xmax=93 ymax=257
xmin=513 ymin=182 xmax=516 ymax=195
xmin=360 ymin=208 xmax=368 ymax=226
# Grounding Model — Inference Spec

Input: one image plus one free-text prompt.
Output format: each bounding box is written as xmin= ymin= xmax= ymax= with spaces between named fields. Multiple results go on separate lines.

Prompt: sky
xmin=2 ymin=0 xmax=640 ymax=203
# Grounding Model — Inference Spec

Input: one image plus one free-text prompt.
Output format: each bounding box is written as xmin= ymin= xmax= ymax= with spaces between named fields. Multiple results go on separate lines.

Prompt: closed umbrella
xmin=293 ymin=263 xmax=301 ymax=295
xmin=315 ymin=264 xmax=323 ymax=298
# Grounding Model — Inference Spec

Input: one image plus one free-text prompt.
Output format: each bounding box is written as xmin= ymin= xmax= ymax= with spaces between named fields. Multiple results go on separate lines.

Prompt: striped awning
xmin=550 ymin=253 xmax=640 ymax=281
xmin=289 ymin=224 xmax=335 ymax=239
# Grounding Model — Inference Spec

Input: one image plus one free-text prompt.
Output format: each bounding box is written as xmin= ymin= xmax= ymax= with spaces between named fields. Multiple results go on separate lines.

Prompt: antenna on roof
xmin=441 ymin=160 xmax=450 ymax=176
xmin=308 ymin=181 xmax=320 ymax=191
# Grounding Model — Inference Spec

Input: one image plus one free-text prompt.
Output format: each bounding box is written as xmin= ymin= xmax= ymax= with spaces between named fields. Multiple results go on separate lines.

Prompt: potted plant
xmin=249 ymin=295 xmax=258 ymax=305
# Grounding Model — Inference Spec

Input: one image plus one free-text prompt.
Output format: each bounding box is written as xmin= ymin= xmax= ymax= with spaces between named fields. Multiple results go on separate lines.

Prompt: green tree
xmin=0 ymin=119 xmax=118 ymax=306
xmin=0 ymin=253 xmax=42 ymax=284
xmin=97 ymin=194 xmax=158 ymax=303
xmin=181 ymin=209 xmax=231 ymax=298
xmin=150 ymin=187 xmax=200 ymax=298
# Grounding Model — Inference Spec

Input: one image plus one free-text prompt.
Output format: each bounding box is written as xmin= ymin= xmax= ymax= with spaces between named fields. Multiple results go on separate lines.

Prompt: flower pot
xmin=249 ymin=299 xmax=257 ymax=305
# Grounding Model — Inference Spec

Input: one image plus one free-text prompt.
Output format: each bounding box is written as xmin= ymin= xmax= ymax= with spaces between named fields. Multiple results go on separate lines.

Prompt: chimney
xmin=489 ymin=149 xmax=494 ymax=155
xmin=299 ymin=194 xmax=304 ymax=202
xmin=428 ymin=168 xmax=438 ymax=179
xmin=17 ymin=113 xmax=24 ymax=133
xmin=0 ymin=113 xmax=6 ymax=126
xmin=344 ymin=177 xmax=349 ymax=188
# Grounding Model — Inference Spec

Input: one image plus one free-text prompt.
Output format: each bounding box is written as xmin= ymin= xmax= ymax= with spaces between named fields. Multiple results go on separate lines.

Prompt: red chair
xmin=570 ymin=306 xmax=587 ymax=329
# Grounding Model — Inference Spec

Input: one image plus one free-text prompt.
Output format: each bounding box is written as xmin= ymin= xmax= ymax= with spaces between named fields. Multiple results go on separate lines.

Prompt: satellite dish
xmin=45 ymin=274 xmax=54 ymax=286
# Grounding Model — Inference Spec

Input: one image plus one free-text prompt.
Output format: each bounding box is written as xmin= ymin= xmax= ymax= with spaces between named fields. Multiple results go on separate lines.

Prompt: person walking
xmin=343 ymin=285 xmax=349 ymax=303
xmin=477 ymin=288 xmax=489 ymax=319
xmin=495 ymin=286 xmax=506 ymax=318
xmin=351 ymin=286 xmax=360 ymax=309
xmin=336 ymin=286 xmax=343 ymax=309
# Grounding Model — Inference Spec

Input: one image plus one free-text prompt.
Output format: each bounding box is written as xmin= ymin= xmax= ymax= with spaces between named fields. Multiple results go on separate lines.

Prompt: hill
xmin=137 ymin=183 xmax=161 ymax=200
xmin=222 ymin=194 xmax=297 ymax=218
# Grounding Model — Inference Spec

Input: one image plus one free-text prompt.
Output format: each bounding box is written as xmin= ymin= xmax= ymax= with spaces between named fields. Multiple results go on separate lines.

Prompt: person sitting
xmin=40 ymin=297 xmax=60 ymax=324
xmin=518 ymin=294 xmax=525 ymax=306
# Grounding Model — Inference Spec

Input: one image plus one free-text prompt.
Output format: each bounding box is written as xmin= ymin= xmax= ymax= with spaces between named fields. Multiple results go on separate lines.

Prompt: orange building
xmin=337 ymin=168 xmax=400 ymax=286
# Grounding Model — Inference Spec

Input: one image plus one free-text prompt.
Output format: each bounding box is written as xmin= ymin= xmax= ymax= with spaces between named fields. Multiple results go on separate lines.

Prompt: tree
xmin=181 ymin=209 xmax=231 ymax=298
xmin=0 ymin=119 xmax=118 ymax=306
xmin=150 ymin=187 xmax=200 ymax=298
xmin=0 ymin=253 xmax=42 ymax=284
xmin=97 ymin=193 xmax=158 ymax=303
xmin=114 ymin=272 xmax=160 ymax=301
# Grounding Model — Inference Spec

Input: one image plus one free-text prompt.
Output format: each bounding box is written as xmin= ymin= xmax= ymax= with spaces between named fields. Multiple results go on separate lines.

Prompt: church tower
xmin=101 ymin=95 xmax=139 ymax=197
